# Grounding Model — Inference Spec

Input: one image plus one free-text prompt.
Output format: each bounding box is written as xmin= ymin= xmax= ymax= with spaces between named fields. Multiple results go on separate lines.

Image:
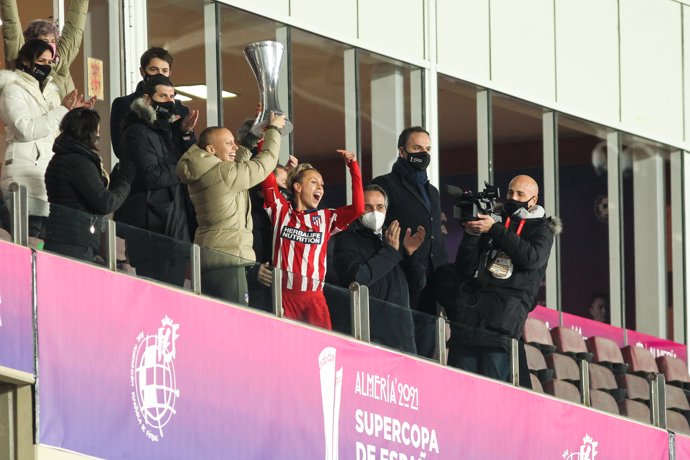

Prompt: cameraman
xmin=439 ymin=175 xmax=561 ymax=382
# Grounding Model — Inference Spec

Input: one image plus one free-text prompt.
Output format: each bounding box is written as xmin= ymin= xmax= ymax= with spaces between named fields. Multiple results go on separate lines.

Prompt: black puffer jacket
xmin=44 ymin=133 xmax=134 ymax=250
xmin=333 ymin=220 xmax=426 ymax=353
xmin=110 ymin=81 xmax=194 ymax=159
xmin=438 ymin=207 xmax=561 ymax=339
xmin=113 ymin=98 xmax=190 ymax=242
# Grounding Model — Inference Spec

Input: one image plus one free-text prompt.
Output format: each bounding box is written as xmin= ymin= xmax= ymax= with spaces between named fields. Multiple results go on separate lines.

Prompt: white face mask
xmin=360 ymin=211 xmax=386 ymax=233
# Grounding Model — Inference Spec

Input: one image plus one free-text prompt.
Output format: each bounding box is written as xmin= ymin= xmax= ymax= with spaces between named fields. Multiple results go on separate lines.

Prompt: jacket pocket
xmin=485 ymin=295 xmax=528 ymax=338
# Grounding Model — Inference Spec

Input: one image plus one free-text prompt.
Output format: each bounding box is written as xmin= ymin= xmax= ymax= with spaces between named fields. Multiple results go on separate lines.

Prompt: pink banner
xmin=0 ymin=241 xmax=34 ymax=374
xmin=676 ymin=433 xmax=690 ymax=459
xmin=528 ymin=305 xmax=560 ymax=329
xmin=562 ymin=312 xmax=626 ymax=347
xmin=627 ymin=330 xmax=687 ymax=364
xmin=36 ymin=253 xmax=671 ymax=459
xmin=529 ymin=306 xmax=686 ymax=362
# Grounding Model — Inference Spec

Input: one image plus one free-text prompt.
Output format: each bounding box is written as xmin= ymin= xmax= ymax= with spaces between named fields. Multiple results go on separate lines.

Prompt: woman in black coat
xmin=44 ymin=107 xmax=134 ymax=262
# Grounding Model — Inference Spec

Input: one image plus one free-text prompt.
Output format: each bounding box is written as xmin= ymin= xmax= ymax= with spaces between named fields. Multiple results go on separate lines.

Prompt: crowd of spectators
xmin=0 ymin=0 xmax=560 ymax=383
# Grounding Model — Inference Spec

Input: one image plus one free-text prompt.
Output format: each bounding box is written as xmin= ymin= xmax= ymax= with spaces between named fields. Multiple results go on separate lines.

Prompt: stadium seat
xmin=586 ymin=336 xmax=628 ymax=374
xmin=616 ymin=373 xmax=650 ymax=402
xmin=525 ymin=344 xmax=554 ymax=383
xmin=589 ymin=363 xmax=627 ymax=402
xmin=546 ymin=353 xmax=580 ymax=384
xmin=550 ymin=327 xmax=593 ymax=362
xmin=543 ymin=379 xmax=581 ymax=404
xmin=530 ymin=374 xmax=544 ymax=393
xmin=618 ymin=399 xmax=651 ymax=424
xmin=666 ymin=410 xmax=690 ymax=435
xmin=621 ymin=345 xmax=658 ymax=378
xmin=656 ymin=355 xmax=690 ymax=388
xmin=523 ymin=318 xmax=557 ymax=355
xmin=590 ymin=389 xmax=620 ymax=415
xmin=665 ymin=384 xmax=690 ymax=412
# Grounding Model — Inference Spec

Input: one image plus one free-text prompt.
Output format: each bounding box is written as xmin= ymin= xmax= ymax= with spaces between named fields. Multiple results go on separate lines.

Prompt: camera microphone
xmin=443 ymin=184 xmax=465 ymax=198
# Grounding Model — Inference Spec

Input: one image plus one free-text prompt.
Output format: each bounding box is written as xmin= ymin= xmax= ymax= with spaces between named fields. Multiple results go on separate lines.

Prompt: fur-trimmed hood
xmin=496 ymin=203 xmax=563 ymax=236
xmin=548 ymin=215 xmax=563 ymax=236
xmin=0 ymin=69 xmax=57 ymax=98
xmin=127 ymin=97 xmax=158 ymax=125
xmin=0 ymin=69 xmax=18 ymax=94
xmin=513 ymin=205 xmax=563 ymax=236
xmin=127 ymin=97 xmax=180 ymax=124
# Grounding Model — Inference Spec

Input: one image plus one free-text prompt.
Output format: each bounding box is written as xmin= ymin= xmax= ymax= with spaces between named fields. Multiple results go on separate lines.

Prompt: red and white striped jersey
xmin=262 ymin=161 xmax=364 ymax=292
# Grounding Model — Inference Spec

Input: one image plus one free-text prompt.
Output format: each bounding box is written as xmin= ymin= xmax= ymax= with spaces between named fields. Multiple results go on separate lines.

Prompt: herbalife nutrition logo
xmin=131 ymin=315 xmax=180 ymax=442
xmin=319 ymin=347 xmax=343 ymax=460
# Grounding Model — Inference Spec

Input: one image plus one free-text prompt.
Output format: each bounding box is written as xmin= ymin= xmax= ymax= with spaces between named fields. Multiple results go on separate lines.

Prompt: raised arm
xmin=1 ymin=0 xmax=23 ymax=67
xmin=220 ymin=127 xmax=281 ymax=192
xmin=332 ymin=150 xmax=364 ymax=231
xmin=53 ymin=0 xmax=89 ymax=95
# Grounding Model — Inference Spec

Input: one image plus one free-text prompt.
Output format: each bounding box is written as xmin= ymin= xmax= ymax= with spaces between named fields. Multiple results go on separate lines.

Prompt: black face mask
xmin=504 ymin=198 xmax=533 ymax=216
xmin=30 ymin=64 xmax=51 ymax=84
xmin=151 ymin=100 xmax=176 ymax=119
xmin=405 ymin=150 xmax=431 ymax=171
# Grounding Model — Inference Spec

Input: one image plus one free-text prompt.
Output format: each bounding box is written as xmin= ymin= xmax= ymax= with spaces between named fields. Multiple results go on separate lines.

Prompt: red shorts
xmin=282 ymin=289 xmax=332 ymax=330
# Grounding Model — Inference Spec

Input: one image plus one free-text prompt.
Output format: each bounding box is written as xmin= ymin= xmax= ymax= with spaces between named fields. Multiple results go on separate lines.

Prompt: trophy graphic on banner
xmin=319 ymin=347 xmax=342 ymax=460
xmin=244 ymin=40 xmax=293 ymax=136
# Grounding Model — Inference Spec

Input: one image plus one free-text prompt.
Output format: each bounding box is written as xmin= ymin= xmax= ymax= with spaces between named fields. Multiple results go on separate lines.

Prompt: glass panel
xmin=368 ymin=295 xmax=426 ymax=357
xmin=115 ymin=220 xmax=192 ymax=290
xmin=218 ymin=6 xmax=280 ymax=138
xmin=446 ymin=318 xmax=514 ymax=383
xmin=40 ymin=201 xmax=108 ymax=267
xmin=437 ymin=75 xmax=478 ymax=259
xmin=557 ymin=115 xmax=612 ymax=323
xmin=291 ymin=29 xmax=350 ymax=209
xmin=147 ymin=0 xmax=208 ymax=131
xmin=74 ymin=0 xmax=117 ymax=171
xmin=620 ymin=134 xmax=676 ymax=335
xmin=359 ymin=51 xmax=421 ymax=182
xmin=274 ymin=264 xmax=352 ymax=334
xmin=492 ymin=93 xmax=544 ymax=185
xmin=492 ymin=93 xmax=546 ymax=304
xmin=199 ymin=246 xmax=266 ymax=310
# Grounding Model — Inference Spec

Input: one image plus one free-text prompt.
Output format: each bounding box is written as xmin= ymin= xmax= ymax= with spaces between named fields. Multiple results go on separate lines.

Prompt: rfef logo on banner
xmin=563 ymin=434 xmax=598 ymax=459
xmin=130 ymin=315 xmax=180 ymax=442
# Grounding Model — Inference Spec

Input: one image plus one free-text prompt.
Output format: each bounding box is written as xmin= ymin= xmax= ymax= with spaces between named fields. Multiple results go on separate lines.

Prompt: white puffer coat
xmin=0 ymin=69 xmax=67 ymax=216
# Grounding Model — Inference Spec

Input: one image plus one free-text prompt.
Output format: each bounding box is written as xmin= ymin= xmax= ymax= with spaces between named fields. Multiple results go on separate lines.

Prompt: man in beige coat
xmin=177 ymin=112 xmax=285 ymax=305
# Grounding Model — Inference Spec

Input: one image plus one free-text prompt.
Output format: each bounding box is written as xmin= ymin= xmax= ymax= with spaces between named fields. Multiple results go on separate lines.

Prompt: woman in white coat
xmin=0 ymin=39 xmax=88 ymax=238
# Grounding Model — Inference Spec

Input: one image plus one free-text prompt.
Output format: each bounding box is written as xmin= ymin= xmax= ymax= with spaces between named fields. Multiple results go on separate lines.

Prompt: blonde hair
xmin=287 ymin=163 xmax=319 ymax=195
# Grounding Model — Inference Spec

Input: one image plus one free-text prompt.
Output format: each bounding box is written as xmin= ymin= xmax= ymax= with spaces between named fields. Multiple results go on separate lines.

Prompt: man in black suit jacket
xmin=371 ymin=126 xmax=448 ymax=358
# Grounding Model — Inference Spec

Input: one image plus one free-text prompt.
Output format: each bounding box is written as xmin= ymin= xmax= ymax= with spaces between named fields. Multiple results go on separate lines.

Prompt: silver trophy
xmin=244 ymin=40 xmax=293 ymax=136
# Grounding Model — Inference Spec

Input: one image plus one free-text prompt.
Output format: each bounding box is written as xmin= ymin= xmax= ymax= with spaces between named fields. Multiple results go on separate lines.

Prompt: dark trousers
xmin=450 ymin=345 xmax=510 ymax=382
xmin=410 ymin=281 xmax=439 ymax=359
xmin=29 ymin=215 xmax=47 ymax=239
xmin=201 ymin=265 xmax=248 ymax=306
xmin=43 ymin=241 xmax=96 ymax=264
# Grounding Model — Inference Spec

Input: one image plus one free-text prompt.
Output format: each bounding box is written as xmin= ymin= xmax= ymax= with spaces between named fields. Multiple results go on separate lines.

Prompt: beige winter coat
xmin=177 ymin=128 xmax=281 ymax=268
